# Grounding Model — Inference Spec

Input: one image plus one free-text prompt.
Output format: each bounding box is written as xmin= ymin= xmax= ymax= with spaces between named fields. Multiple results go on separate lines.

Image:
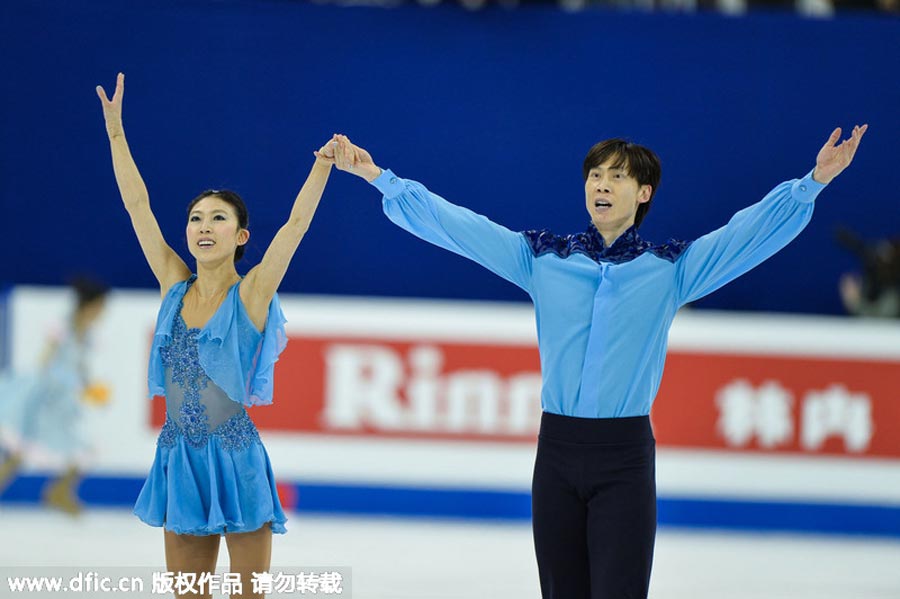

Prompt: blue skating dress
xmin=133 ymin=275 xmax=288 ymax=535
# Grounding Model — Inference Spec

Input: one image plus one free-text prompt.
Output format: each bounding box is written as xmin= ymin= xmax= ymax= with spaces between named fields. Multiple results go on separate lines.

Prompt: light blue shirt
xmin=372 ymin=169 xmax=824 ymax=418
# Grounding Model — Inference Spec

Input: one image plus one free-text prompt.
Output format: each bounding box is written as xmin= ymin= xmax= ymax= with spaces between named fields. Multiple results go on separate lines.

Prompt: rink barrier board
xmin=7 ymin=288 xmax=900 ymax=537
xmin=2 ymin=475 xmax=899 ymax=539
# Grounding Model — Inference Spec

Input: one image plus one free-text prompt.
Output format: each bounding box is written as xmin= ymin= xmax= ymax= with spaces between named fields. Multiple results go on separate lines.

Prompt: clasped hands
xmin=315 ymin=134 xmax=382 ymax=182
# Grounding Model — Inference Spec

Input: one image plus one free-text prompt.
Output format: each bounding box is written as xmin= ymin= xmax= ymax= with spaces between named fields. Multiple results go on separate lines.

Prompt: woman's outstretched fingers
xmin=112 ymin=72 xmax=124 ymax=102
xmin=98 ymin=73 xmax=125 ymax=105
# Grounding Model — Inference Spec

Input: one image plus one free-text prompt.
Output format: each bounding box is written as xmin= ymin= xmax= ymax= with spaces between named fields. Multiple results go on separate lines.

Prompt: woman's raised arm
xmin=239 ymin=136 xmax=336 ymax=328
xmin=97 ymin=73 xmax=190 ymax=295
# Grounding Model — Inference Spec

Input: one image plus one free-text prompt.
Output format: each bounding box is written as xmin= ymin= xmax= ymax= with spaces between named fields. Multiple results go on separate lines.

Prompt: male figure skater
xmin=329 ymin=125 xmax=866 ymax=599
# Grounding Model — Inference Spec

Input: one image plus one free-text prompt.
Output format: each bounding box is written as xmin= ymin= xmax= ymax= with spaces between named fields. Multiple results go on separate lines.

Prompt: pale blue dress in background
xmin=0 ymin=328 xmax=92 ymax=464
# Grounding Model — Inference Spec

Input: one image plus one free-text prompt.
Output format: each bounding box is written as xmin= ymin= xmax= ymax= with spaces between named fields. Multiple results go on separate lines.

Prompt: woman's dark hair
xmin=187 ymin=189 xmax=250 ymax=263
xmin=70 ymin=276 xmax=109 ymax=311
xmin=582 ymin=139 xmax=661 ymax=228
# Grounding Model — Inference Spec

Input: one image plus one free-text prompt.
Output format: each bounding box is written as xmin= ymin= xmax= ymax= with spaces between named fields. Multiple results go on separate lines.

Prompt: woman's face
xmin=186 ymin=196 xmax=248 ymax=264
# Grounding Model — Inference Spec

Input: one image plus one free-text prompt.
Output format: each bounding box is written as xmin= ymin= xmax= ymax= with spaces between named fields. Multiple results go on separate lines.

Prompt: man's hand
xmin=813 ymin=124 xmax=868 ymax=184
xmin=332 ymin=135 xmax=382 ymax=182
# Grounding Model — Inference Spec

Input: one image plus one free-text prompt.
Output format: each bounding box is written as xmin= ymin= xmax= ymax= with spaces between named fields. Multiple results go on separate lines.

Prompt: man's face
xmin=584 ymin=158 xmax=652 ymax=241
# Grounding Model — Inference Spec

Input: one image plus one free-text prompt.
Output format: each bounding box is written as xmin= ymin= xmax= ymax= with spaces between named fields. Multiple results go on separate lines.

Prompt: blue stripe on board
xmin=294 ymin=482 xmax=532 ymax=520
xmin=2 ymin=475 xmax=898 ymax=538
xmin=657 ymin=496 xmax=900 ymax=538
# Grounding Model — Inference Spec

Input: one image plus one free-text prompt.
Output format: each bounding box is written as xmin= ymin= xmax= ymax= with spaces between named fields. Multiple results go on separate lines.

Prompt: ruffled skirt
xmin=133 ymin=435 xmax=287 ymax=536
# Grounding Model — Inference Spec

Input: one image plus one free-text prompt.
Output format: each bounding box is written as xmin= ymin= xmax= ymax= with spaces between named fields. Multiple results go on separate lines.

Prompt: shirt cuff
xmin=791 ymin=169 xmax=827 ymax=204
xmin=370 ymin=168 xmax=405 ymax=199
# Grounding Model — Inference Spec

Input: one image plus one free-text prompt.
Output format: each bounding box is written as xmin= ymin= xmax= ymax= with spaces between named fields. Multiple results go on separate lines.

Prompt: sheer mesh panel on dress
xmin=157 ymin=304 xmax=261 ymax=452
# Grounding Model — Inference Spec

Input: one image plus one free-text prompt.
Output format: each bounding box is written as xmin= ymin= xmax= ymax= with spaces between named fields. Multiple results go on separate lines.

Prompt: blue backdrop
xmin=2 ymin=0 xmax=898 ymax=314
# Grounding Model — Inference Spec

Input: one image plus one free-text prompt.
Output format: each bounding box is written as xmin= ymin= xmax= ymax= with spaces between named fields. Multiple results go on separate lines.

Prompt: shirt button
xmin=800 ymin=184 xmax=807 ymax=192
xmin=390 ymin=177 xmax=398 ymax=184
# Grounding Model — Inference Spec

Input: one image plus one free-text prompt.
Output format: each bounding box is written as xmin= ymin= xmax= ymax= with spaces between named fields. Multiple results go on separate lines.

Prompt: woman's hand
xmin=314 ymin=134 xmax=338 ymax=166
xmin=96 ymin=72 xmax=125 ymax=139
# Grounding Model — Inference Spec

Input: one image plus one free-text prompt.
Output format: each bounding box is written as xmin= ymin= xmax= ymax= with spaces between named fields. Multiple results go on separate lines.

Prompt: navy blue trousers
xmin=532 ymin=413 xmax=657 ymax=599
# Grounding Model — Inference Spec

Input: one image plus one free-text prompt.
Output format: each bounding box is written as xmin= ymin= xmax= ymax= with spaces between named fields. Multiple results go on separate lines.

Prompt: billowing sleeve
xmin=374 ymin=169 xmax=534 ymax=293
xmin=199 ymin=287 xmax=288 ymax=407
xmin=246 ymin=292 xmax=288 ymax=406
xmin=674 ymin=170 xmax=824 ymax=306
xmin=147 ymin=279 xmax=189 ymax=398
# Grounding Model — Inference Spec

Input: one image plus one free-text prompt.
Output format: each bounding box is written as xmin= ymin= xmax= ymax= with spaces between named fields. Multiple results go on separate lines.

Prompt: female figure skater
xmin=0 ymin=277 xmax=109 ymax=514
xmin=327 ymin=126 xmax=866 ymax=599
xmin=97 ymin=73 xmax=335 ymax=598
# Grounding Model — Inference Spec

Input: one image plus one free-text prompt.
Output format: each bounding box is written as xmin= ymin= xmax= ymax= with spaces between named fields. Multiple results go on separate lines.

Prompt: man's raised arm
xmin=674 ymin=125 xmax=868 ymax=306
xmin=330 ymin=135 xmax=535 ymax=293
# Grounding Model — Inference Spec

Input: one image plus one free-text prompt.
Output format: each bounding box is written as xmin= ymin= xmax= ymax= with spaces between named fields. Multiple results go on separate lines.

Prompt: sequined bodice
xmin=156 ymin=286 xmax=260 ymax=452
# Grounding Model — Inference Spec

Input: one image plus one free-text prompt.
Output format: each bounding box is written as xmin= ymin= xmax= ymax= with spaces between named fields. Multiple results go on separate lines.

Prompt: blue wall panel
xmin=1 ymin=1 xmax=897 ymax=314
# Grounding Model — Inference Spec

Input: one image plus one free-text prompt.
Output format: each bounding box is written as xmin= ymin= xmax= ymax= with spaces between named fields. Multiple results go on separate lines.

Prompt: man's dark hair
xmin=583 ymin=139 xmax=661 ymax=228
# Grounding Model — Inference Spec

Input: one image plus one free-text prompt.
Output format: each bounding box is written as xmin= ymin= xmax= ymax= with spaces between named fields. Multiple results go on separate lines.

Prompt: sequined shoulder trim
xmin=522 ymin=228 xmax=690 ymax=265
xmin=649 ymin=238 xmax=691 ymax=263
